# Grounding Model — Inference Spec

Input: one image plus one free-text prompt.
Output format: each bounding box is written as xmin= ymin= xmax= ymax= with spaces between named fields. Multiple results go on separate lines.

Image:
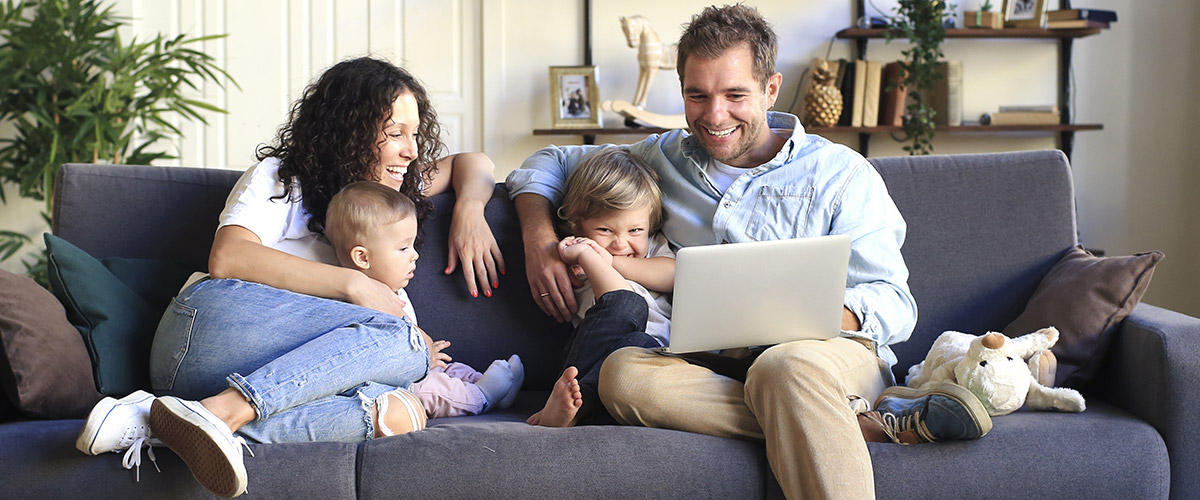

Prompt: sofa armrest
xmin=1093 ymin=303 xmax=1200 ymax=499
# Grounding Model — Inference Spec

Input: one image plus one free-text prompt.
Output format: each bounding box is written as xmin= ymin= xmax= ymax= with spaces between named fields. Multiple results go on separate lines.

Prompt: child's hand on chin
xmin=557 ymin=236 xmax=611 ymax=266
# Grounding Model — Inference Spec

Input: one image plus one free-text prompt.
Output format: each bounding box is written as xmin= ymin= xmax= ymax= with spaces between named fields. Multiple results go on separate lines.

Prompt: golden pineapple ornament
xmin=804 ymin=60 xmax=843 ymax=127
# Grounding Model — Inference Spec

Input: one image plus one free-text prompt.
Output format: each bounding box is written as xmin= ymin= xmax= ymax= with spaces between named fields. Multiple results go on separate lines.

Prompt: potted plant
xmin=0 ymin=0 xmax=234 ymax=284
xmin=886 ymin=0 xmax=951 ymax=155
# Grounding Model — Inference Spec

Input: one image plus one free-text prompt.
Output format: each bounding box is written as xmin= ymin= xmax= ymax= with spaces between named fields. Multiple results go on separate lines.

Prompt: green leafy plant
xmin=0 ymin=0 xmax=234 ymax=283
xmin=886 ymin=0 xmax=952 ymax=155
xmin=980 ymin=0 xmax=994 ymax=11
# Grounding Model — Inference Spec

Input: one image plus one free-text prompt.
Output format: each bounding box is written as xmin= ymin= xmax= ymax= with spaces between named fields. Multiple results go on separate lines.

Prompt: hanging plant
xmin=0 ymin=0 xmax=235 ymax=284
xmin=885 ymin=0 xmax=951 ymax=155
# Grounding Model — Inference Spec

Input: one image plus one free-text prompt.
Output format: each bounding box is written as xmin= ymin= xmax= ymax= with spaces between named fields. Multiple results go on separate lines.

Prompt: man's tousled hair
xmin=676 ymin=3 xmax=778 ymax=88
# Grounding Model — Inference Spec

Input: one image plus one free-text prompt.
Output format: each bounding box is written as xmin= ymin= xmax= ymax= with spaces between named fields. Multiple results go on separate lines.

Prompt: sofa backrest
xmin=54 ymin=149 xmax=1079 ymax=386
xmin=869 ymin=150 xmax=1077 ymax=378
xmin=53 ymin=163 xmax=573 ymax=390
xmin=54 ymin=163 xmax=244 ymax=272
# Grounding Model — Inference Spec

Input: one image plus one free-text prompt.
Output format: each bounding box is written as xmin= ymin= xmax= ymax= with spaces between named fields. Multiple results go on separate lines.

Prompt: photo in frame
xmin=549 ymin=66 xmax=602 ymax=129
xmin=1002 ymin=0 xmax=1048 ymax=28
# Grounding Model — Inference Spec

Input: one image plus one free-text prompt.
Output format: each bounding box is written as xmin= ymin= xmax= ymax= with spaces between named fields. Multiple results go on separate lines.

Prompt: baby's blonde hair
xmin=558 ymin=147 xmax=663 ymax=235
xmin=325 ymin=181 xmax=417 ymax=266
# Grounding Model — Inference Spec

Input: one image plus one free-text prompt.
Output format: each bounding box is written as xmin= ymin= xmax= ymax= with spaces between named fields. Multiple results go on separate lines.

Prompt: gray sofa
xmin=0 ymin=149 xmax=1194 ymax=499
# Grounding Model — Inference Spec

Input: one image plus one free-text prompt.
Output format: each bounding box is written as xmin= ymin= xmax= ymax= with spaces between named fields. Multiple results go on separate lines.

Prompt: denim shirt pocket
xmin=148 ymin=297 xmax=197 ymax=392
xmin=743 ymin=185 xmax=815 ymax=241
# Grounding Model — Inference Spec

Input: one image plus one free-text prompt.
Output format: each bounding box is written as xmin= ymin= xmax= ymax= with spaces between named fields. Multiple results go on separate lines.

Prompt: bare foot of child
xmin=526 ymin=366 xmax=583 ymax=427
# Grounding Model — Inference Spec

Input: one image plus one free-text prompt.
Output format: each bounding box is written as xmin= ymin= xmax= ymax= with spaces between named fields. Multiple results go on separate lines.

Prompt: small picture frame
xmin=1002 ymin=0 xmax=1048 ymax=28
xmin=549 ymin=66 xmax=602 ymax=129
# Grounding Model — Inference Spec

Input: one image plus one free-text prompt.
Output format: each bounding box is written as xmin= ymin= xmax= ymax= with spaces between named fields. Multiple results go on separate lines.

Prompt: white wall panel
xmin=335 ymin=0 xmax=371 ymax=60
xmin=225 ymin=0 xmax=291 ymax=167
xmin=107 ymin=0 xmax=480 ymax=170
xmin=400 ymin=0 xmax=478 ymax=154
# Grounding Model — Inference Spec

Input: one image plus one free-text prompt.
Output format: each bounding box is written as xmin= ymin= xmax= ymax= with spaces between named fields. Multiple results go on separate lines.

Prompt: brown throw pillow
xmin=0 ymin=269 xmax=103 ymax=418
xmin=1003 ymin=246 xmax=1164 ymax=389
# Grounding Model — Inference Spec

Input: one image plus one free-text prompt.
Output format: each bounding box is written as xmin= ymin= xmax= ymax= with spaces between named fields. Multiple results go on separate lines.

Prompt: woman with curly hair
xmin=72 ymin=57 xmax=504 ymax=498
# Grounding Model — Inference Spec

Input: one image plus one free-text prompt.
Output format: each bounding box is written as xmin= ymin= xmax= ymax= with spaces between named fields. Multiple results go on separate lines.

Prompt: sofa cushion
xmin=869 ymin=402 xmax=1168 ymax=498
xmin=362 ymin=410 xmax=776 ymax=499
xmin=44 ymin=234 xmax=194 ymax=395
xmin=0 ymin=418 xmax=358 ymax=499
xmin=1003 ymin=246 xmax=1163 ymax=388
xmin=0 ymin=269 xmax=103 ymax=418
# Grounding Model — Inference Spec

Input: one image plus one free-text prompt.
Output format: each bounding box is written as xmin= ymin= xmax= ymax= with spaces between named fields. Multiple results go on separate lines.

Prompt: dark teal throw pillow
xmin=44 ymin=234 xmax=195 ymax=395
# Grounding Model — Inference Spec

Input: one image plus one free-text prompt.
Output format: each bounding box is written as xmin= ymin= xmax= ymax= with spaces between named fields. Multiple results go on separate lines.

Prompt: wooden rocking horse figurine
xmin=620 ymin=15 xmax=677 ymax=109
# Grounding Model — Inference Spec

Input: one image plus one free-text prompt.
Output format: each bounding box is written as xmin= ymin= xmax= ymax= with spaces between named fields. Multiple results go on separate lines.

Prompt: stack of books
xmin=1045 ymin=8 xmax=1117 ymax=29
xmin=989 ymin=105 xmax=1060 ymax=126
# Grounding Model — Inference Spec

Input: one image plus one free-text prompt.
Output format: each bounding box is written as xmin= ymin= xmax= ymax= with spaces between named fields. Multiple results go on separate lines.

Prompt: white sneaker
xmin=150 ymin=396 xmax=253 ymax=498
xmin=75 ymin=390 xmax=162 ymax=481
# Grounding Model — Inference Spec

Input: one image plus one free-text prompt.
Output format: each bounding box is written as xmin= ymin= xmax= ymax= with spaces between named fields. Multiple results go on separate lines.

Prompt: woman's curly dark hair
xmin=257 ymin=56 xmax=444 ymax=235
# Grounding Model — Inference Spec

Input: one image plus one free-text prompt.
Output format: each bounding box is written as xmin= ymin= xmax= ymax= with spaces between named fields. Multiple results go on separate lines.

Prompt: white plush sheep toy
xmin=906 ymin=327 xmax=1086 ymax=416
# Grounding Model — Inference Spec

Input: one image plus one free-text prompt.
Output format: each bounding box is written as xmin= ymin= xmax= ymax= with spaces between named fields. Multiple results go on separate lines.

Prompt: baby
xmin=326 ymin=181 xmax=522 ymax=418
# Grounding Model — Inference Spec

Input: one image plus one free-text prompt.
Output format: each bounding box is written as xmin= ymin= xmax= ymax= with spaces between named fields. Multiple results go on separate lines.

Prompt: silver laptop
xmin=661 ymin=235 xmax=851 ymax=354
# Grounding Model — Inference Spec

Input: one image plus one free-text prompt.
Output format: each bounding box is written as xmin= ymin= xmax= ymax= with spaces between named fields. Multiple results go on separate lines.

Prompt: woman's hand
xmin=426 ymin=152 xmax=506 ymax=298
xmin=446 ymin=202 xmax=505 ymax=298
xmin=344 ymin=272 xmax=410 ymax=319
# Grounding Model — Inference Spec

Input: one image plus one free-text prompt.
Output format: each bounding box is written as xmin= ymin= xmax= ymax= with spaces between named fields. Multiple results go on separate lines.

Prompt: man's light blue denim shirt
xmin=506 ymin=111 xmax=916 ymax=368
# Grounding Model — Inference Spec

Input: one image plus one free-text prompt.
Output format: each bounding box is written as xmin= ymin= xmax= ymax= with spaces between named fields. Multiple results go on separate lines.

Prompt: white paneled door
xmin=116 ymin=0 xmax=481 ymax=170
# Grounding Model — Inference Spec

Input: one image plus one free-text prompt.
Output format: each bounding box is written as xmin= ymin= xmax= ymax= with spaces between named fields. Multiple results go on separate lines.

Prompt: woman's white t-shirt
xmin=193 ymin=157 xmax=416 ymax=319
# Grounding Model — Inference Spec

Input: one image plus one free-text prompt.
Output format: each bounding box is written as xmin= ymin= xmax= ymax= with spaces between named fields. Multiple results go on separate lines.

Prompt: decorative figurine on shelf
xmin=621 ymin=15 xmax=676 ymax=109
xmin=602 ymin=15 xmax=687 ymax=129
xmin=803 ymin=60 xmax=843 ymax=127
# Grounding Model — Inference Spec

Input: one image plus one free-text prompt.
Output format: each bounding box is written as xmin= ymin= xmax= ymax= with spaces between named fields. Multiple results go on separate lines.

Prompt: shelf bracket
xmin=1058 ymin=33 xmax=1074 ymax=159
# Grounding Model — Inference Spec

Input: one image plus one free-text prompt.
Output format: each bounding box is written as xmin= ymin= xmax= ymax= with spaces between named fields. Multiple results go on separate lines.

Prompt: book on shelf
xmin=834 ymin=58 xmax=849 ymax=89
xmin=929 ymin=61 xmax=963 ymax=127
xmin=837 ymin=58 xmax=856 ymax=126
xmin=861 ymin=60 xmax=882 ymax=127
xmin=1046 ymin=8 xmax=1117 ymax=23
xmin=879 ymin=61 xmax=908 ymax=127
xmin=851 ymin=59 xmax=867 ymax=127
xmin=999 ymin=105 xmax=1058 ymax=113
xmin=989 ymin=109 xmax=1061 ymax=126
xmin=1046 ymin=19 xmax=1110 ymax=29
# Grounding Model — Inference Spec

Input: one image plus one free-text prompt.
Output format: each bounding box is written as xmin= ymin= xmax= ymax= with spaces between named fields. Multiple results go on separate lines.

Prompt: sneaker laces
xmin=121 ymin=436 xmax=160 ymax=482
xmin=865 ymin=410 xmax=926 ymax=445
xmin=232 ymin=435 xmax=255 ymax=458
xmin=115 ymin=422 xmax=160 ymax=481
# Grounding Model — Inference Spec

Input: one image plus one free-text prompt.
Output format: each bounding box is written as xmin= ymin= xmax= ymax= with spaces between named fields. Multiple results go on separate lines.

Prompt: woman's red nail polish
xmin=444 ymin=267 xmax=451 ymax=274
xmin=492 ymin=281 xmax=499 ymax=288
xmin=484 ymin=289 xmax=492 ymax=298
xmin=471 ymin=290 xmax=478 ymax=298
